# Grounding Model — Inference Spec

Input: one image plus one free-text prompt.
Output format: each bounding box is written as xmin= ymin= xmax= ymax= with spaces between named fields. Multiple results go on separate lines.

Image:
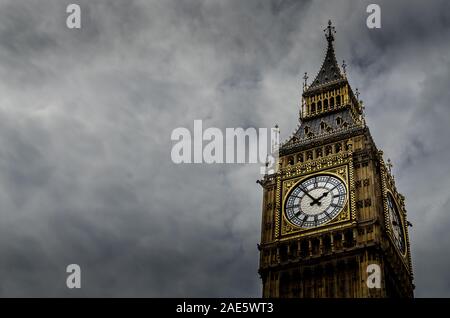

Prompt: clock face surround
xmin=284 ymin=174 xmax=347 ymax=229
xmin=387 ymin=193 xmax=406 ymax=255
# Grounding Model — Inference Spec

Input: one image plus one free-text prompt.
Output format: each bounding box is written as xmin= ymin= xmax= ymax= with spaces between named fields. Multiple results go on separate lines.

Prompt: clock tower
xmin=257 ymin=21 xmax=414 ymax=298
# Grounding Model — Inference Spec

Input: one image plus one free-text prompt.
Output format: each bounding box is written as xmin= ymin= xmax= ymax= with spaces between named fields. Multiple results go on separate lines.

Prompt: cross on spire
xmin=324 ymin=20 xmax=336 ymax=43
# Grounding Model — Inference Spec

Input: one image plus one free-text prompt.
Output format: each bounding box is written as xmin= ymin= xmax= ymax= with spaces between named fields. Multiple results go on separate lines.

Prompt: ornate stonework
xmin=258 ymin=21 xmax=414 ymax=298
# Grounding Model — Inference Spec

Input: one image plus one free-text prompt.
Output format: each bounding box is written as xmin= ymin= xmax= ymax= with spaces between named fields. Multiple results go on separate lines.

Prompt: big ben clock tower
xmin=257 ymin=21 xmax=414 ymax=298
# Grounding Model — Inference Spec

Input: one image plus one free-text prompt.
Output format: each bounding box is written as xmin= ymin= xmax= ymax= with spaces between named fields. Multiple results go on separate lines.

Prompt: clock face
xmin=284 ymin=174 xmax=347 ymax=229
xmin=387 ymin=193 xmax=406 ymax=254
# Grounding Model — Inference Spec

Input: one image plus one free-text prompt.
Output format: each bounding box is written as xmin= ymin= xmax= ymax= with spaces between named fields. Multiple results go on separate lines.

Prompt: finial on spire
xmin=360 ymin=100 xmax=366 ymax=125
xmin=342 ymin=60 xmax=347 ymax=75
xmin=386 ymin=158 xmax=393 ymax=174
xmin=355 ymin=88 xmax=366 ymax=125
xmin=302 ymin=72 xmax=309 ymax=91
xmin=324 ymin=20 xmax=336 ymax=43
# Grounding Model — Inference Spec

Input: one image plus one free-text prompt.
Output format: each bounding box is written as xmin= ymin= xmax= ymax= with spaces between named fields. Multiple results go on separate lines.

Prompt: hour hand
xmin=310 ymin=191 xmax=328 ymax=206
xmin=317 ymin=191 xmax=329 ymax=201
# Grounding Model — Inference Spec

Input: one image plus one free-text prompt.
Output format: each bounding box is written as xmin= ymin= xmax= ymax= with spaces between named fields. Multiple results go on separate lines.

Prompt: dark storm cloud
xmin=0 ymin=0 xmax=448 ymax=296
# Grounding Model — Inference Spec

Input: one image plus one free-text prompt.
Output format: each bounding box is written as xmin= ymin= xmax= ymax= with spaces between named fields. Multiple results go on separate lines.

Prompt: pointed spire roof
xmin=305 ymin=20 xmax=345 ymax=93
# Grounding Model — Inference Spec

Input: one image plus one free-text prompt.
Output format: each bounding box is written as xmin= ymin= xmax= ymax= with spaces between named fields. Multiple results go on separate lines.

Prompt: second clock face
xmin=387 ymin=193 xmax=406 ymax=255
xmin=285 ymin=174 xmax=347 ymax=229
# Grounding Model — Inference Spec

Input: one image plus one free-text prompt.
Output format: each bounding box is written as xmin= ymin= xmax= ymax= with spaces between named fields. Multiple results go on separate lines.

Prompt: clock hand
xmin=317 ymin=191 xmax=329 ymax=200
xmin=299 ymin=186 xmax=318 ymax=201
xmin=310 ymin=191 xmax=329 ymax=206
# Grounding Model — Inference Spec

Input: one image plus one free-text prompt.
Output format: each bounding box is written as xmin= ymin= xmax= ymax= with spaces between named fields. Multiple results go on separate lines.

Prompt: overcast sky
xmin=0 ymin=0 xmax=449 ymax=297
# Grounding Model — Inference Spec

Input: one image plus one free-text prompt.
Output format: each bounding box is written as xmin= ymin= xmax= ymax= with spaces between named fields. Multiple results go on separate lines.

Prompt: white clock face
xmin=284 ymin=174 xmax=347 ymax=229
xmin=387 ymin=193 xmax=406 ymax=255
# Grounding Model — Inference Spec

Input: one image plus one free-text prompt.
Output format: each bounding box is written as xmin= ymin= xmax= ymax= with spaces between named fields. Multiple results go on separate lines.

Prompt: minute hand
xmin=299 ymin=187 xmax=317 ymax=201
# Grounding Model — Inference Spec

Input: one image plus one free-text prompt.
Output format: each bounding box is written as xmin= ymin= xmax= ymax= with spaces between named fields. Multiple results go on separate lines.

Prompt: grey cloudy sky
xmin=0 ymin=0 xmax=449 ymax=297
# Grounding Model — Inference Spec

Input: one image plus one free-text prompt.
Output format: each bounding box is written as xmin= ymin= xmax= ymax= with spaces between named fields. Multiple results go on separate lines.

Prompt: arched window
xmin=336 ymin=95 xmax=340 ymax=106
xmin=311 ymin=102 xmax=316 ymax=113
xmin=325 ymin=145 xmax=332 ymax=155
xmin=330 ymin=97 xmax=335 ymax=109
xmin=320 ymin=122 xmax=326 ymax=131
xmin=335 ymin=143 xmax=342 ymax=153
xmin=336 ymin=117 xmax=343 ymax=126
xmin=288 ymin=156 xmax=294 ymax=165
xmin=297 ymin=153 xmax=304 ymax=163
xmin=304 ymin=126 xmax=310 ymax=134
xmin=324 ymin=99 xmax=328 ymax=110
xmin=317 ymin=101 xmax=322 ymax=112
xmin=316 ymin=148 xmax=323 ymax=158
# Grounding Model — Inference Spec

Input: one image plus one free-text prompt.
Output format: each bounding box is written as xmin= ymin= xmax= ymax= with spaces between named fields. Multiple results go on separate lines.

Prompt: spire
xmin=305 ymin=20 xmax=345 ymax=92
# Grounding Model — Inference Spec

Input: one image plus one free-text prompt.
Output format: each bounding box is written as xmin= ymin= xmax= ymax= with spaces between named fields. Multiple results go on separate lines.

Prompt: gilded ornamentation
xmin=258 ymin=21 xmax=413 ymax=297
xmin=276 ymin=153 xmax=354 ymax=238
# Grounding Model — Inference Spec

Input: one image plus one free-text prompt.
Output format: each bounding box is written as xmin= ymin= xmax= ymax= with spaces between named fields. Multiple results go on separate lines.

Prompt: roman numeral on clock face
xmin=299 ymin=215 xmax=307 ymax=227
xmin=284 ymin=174 xmax=347 ymax=229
